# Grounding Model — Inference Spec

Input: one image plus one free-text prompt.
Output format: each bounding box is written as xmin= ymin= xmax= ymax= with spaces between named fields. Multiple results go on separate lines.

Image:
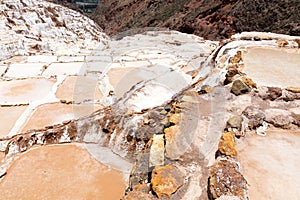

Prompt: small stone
xmin=133 ymin=183 xmax=150 ymax=194
xmin=291 ymin=112 xmax=300 ymax=126
xmin=218 ymin=131 xmax=237 ymax=157
xmin=258 ymin=86 xmax=282 ymax=100
xmin=209 ymin=159 xmax=247 ymax=199
xmin=123 ymin=190 xmax=155 ymax=200
xmin=265 ymin=109 xmax=293 ymax=128
xmin=151 ymin=164 xmax=184 ymax=198
xmin=226 ymin=116 xmax=243 ymax=137
xmin=240 ymin=36 xmax=252 ymax=40
xmin=160 ymin=109 xmax=168 ymax=115
xmin=42 ymin=65 xmax=48 ymax=70
xmin=149 ymin=110 xmax=165 ymax=121
xmin=256 ymin=121 xmax=268 ymax=136
xmin=242 ymin=106 xmax=265 ymax=129
xmin=164 ymin=105 xmax=171 ymax=112
xmin=186 ymin=70 xmax=198 ymax=79
xmin=253 ymin=36 xmax=261 ymax=41
xmin=226 ymin=116 xmax=243 ymax=131
xmin=169 ymin=113 xmax=181 ymax=124
xmin=231 ymin=79 xmax=250 ymax=95
xmin=198 ymin=85 xmax=212 ymax=94
xmin=276 ymin=39 xmax=289 ymax=47
xmin=224 ymin=67 xmax=240 ymax=85
xmin=286 ymin=87 xmax=300 ymax=93
xmin=229 ymin=51 xmax=242 ymax=64
xmin=294 ymin=39 xmax=300 ymax=48
xmin=160 ymin=117 xmax=170 ymax=127
xmin=143 ymin=117 xmax=151 ymax=125
xmin=240 ymin=77 xmax=256 ymax=88
xmin=62 ymin=120 xmax=71 ymax=125
xmin=149 ymin=134 xmax=165 ymax=168
xmin=66 ymin=100 xmax=73 ymax=104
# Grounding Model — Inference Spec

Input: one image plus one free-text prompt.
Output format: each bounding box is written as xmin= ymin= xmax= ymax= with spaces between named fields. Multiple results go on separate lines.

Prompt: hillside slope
xmin=92 ymin=0 xmax=300 ymax=40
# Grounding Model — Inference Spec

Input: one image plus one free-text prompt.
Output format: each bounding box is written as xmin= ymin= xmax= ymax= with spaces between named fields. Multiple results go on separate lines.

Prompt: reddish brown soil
xmin=91 ymin=0 xmax=299 ymax=40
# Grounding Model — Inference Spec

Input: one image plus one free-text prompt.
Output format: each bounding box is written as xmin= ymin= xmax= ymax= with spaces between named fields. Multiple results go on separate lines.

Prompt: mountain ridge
xmin=90 ymin=0 xmax=299 ymax=40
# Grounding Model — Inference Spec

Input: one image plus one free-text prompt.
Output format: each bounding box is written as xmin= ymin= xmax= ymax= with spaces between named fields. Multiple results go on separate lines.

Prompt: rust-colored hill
xmin=91 ymin=0 xmax=300 ymax=40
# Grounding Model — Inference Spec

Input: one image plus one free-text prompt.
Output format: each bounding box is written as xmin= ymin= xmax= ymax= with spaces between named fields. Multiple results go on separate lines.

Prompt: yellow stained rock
xmin=169 ymin=113 xmax=181 ymax=124
xmin=229 ymin=51 xmax=242 ymax=64
xmin=276 ymin=39 xmax=289 ymax=47
xmin=286 ymin=87 xmax=300 ymax=93
xmin=160 ymin=109 xmax=168 ymax=115
xmin=241 ymin=77 xmax=257 ymax=88
xmin=149 ymin=134 xmax=165 ymax=168
xmin=294 ymin=39 xmax=300 ymax=48
xmin=218 ymin=131 xmax=237 ymax=157
xmin=151 ymin=164 xmax=184 ymax=198
xmin=143 ymin=117 xmax=151 ymax=125
xmin=164 ymin=125 xmax=183 ymax=159
xmin=164 ymin=125 xmax=179 ymax=144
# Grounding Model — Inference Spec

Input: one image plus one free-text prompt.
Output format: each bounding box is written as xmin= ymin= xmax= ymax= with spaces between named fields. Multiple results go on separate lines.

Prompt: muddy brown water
xmin=0 ymin=144 xmax=126 ymax=199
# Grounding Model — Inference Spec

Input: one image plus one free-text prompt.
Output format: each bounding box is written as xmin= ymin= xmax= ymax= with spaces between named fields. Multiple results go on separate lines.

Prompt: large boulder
xmin=151 ymin=164 xmax=184 ymax=198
